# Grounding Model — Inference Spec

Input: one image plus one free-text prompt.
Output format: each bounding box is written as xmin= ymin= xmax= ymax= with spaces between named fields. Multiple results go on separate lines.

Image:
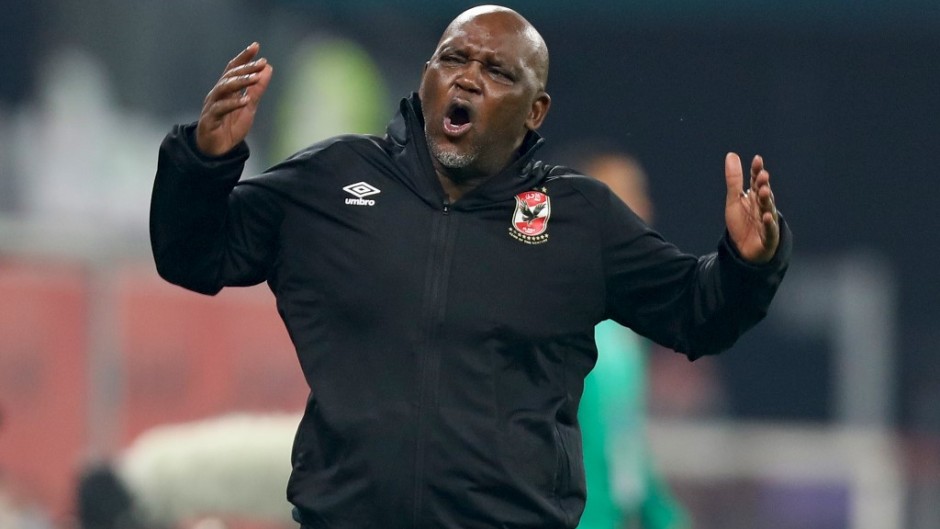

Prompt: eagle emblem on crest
xmin=508 ymin=190 xmax=551 ymax=244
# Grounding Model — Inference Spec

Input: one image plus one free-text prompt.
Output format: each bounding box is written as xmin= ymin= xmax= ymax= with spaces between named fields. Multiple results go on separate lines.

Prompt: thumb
xmin=724 ymin=152 xmax=744 ymax=202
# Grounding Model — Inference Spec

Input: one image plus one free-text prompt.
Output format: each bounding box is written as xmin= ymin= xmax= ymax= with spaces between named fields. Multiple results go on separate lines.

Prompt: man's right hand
xmin=196 ymin=42 xmax=273 ymax=157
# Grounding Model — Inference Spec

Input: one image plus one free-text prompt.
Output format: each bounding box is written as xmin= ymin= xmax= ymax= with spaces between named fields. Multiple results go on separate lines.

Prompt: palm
xmin=214 ymin=99 xmax=260 ymax=150
xmin=724 ymin=153 xmax=780 ymax=263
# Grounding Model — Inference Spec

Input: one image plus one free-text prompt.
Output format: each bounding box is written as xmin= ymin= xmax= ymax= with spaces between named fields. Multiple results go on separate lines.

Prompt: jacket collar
xmin=386 ymin=94 xmax=547 ymax=210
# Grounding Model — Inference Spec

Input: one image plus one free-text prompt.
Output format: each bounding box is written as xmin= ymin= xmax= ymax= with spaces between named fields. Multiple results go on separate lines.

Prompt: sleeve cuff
xmin=172 ymin=122 xmax=251 ymax=172
xmin=719 ymin=213 xmax=793 ymax=275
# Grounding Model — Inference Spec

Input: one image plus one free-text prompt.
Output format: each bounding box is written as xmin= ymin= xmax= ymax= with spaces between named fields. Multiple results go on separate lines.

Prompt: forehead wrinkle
xmin=437 ymin=37 xmax=521 ymax=70
xmin=436 ymin=8 xmax=549 ymax=88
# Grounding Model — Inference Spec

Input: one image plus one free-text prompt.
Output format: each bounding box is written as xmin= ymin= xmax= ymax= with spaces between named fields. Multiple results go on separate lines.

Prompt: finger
xmin=202 ymin=94 xmax=251 ymax=124
xmin=761 ymin=209 xmax=780 ymax=251
xmin=757 ymin=179 xmax=777 ymax=219
xmin=204 ymin=73 xmax=262 ymax=105
xmin=222 ymin=42 xmax=260 ymax=76
xmin=750 ymin=154 xmax=763 ymax=191
xmin=244 ymin=63 xmax=274 ymax=109
xmin=724 ymin=152 xmax=744 ymax=201
xmin=757 ymin=178 xmax=773 ymax=205
xmin=221 ymin=58 xmax=268 ymax=80
xmin=752 ymin=167 xmax=778 ymax=218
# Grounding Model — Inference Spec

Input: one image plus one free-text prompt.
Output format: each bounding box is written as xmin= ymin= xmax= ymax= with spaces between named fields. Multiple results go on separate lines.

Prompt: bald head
xmin=439 ymin=5 xmax=549 ymax=89
xmin=419 ymin=5 xmax=553 ymax=184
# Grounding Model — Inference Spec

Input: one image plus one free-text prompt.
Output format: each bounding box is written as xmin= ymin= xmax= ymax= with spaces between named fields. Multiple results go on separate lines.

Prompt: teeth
xmin=443 ymin=116 xmax=470 ymax=134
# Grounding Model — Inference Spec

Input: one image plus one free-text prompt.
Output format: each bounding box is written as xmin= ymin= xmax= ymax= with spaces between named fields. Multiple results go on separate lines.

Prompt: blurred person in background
xmin=570 ymin=149 xmax=691 ymax=529
xmin=149 ymin=5 xmax=790 ymax=529
xmin=76 ymin=414 xmax=300 ymax=529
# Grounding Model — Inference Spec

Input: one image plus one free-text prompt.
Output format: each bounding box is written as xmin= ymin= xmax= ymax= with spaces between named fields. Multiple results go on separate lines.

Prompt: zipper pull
xmin=442 ymin=200 xmax=450 ymax=214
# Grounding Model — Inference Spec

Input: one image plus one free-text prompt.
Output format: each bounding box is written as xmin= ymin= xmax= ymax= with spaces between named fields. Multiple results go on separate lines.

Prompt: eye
xmin=439 ymin=54 xmax=465 ymax=65
xmin=489 ymin=67 xmax=514 ymax=83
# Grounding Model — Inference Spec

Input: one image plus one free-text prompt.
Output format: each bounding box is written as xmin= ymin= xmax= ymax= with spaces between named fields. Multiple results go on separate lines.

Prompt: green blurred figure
xmin=576 ymin=153 xmax=691 ymax=529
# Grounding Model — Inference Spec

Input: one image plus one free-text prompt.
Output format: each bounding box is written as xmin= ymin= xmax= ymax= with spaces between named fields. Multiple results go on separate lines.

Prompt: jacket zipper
xmin=412 ymin=199 xmax=455 ymax=528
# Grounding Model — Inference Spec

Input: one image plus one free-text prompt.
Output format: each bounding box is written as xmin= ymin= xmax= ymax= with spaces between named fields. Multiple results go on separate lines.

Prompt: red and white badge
xmin=508 ymin=190 xmax=551 ymax=244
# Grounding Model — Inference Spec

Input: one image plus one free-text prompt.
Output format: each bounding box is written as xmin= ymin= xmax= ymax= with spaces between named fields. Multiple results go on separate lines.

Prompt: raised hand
xmin=195 ymin=42 xmax=274 ymax=157
xmin=724 ymin=152 xmax=780 ymax=263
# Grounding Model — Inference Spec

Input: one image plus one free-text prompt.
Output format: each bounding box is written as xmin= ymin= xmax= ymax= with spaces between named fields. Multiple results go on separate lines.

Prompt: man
xmin=573 ymin=150 xmax=690 ymax=529
xmin=150 ymin=5 xmax=790 ymax=529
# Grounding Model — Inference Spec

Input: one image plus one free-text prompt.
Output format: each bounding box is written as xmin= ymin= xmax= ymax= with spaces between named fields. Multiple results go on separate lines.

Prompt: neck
xmin=423 ymin=132 xmax=533 ymax=202
xmin=433 ymin=163 xmax=493 ymax=202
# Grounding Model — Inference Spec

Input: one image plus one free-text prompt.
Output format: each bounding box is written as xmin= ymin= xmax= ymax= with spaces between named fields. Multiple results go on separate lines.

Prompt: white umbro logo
xmin=343 ymin=182 xmax=381 ymax=206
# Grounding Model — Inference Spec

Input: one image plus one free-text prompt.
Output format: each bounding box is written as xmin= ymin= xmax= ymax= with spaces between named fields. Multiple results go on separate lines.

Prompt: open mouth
xmin=442 ymin=100 xmax=473 ymax=137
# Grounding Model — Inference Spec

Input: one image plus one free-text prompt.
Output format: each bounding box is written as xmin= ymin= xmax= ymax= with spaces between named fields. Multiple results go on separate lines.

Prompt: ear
xmin=525 ymin=91 xmax=552 ymax=131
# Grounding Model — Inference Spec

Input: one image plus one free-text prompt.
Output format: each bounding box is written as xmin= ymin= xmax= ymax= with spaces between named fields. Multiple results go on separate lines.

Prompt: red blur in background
xmin=0 ymin=260 xmax=307 ymax=521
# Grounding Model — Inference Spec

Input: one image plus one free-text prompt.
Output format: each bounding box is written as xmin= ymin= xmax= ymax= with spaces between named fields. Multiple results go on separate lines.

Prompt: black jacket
xmin=150 ymin=94 xmax=791 ymax=529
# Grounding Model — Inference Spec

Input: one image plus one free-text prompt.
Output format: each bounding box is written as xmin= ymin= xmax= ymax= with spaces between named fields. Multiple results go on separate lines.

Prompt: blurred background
xmin=1 ymin=1 xmax=938 ymax=528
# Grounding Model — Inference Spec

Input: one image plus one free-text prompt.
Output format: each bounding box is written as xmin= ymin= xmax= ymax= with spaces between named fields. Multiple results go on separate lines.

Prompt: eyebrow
xmin=439 ymin=44 xmax=517 ymax=68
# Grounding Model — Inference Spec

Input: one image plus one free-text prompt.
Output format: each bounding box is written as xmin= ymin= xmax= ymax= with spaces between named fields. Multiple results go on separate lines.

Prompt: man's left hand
xmin=724 ymin=152 xmax=780 ymax=263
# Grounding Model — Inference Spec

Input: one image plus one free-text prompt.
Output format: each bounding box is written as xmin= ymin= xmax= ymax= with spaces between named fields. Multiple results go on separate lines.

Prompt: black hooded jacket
xmin=150 ymin=94 xmax=791 ymax=529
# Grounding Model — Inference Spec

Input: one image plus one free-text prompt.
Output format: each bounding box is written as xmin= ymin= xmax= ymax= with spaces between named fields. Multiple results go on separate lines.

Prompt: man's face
xmin=588 ymin=156 xmax=654 ymax=224
xmin=419 ymin=11 xmax=550 ymax=180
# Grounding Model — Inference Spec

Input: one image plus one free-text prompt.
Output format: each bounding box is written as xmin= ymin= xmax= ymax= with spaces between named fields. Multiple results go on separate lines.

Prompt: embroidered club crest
xmin=509 ymin=190 xmax=551 ymax=244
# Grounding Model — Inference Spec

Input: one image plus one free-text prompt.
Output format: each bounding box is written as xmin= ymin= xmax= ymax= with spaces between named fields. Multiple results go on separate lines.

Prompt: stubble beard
xmin=426 ymin=129 xmax=480 ymax=171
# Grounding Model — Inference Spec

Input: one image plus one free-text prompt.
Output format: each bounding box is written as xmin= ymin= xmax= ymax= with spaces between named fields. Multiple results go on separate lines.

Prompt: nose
xmin=454 ymin=61 xmax=482 ymax=93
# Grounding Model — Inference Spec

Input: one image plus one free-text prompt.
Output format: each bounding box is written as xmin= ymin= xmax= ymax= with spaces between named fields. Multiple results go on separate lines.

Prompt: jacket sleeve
xmin=601 ymin=189 xmax=791 ymax=360
xmin=149 ymin=123 xmax=283 ymax=295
